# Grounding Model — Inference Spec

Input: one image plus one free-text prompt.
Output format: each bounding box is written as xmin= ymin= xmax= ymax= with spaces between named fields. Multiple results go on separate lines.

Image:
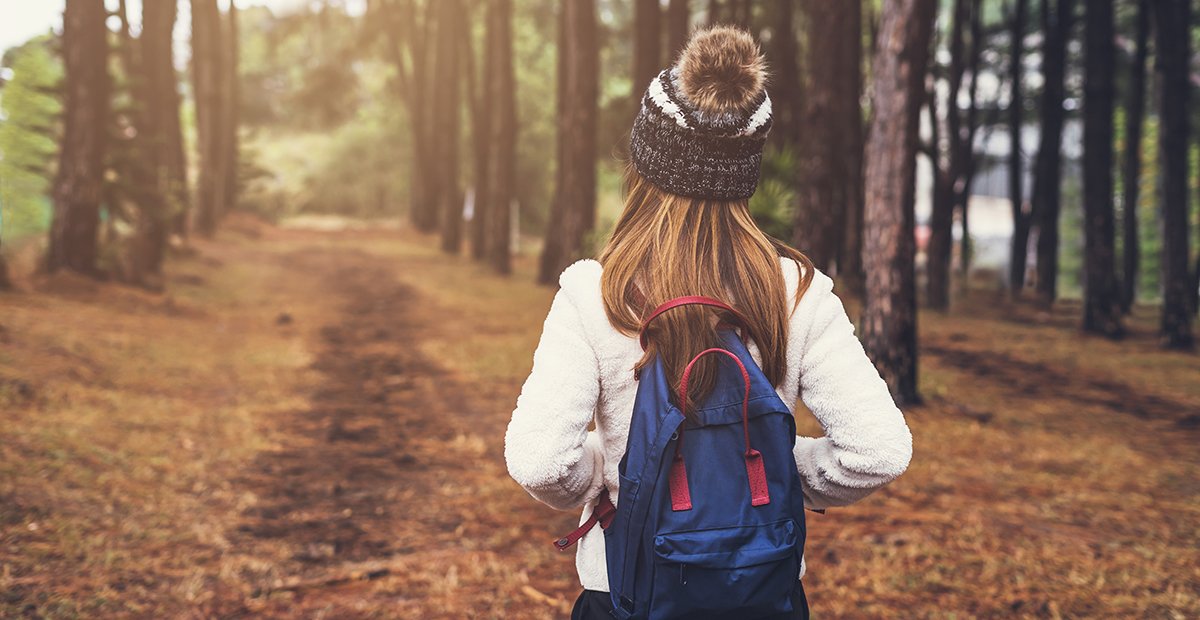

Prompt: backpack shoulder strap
xmin=638 ymin=296 xmax=748 ymax=350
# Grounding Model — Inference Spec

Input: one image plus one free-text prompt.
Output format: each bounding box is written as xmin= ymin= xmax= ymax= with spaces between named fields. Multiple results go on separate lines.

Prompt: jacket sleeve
xmin=790 ymin=273 xmax=913 ymax=510
xmin=504 ymin=287 xmax=606 ymax=511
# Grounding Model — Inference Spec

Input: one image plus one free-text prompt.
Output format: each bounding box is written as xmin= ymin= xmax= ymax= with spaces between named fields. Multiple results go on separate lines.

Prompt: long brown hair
xmin=598 ymin=164 xmax=815 ymax=412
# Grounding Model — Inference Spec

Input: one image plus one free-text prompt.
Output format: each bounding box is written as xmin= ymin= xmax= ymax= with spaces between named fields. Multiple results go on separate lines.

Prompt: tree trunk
xmin=794 ymin=0 xmax=859 ymax=271
xmin=633 ymin=0 xmax=662 ymax=113
xmin=136 ymin=0 xmax=183 ymax=279
xmin=374 ymin=0 xmax=437 ymax=232
xmin=1081 ymin=0 xmax=1123 ymax=337
xmin=539 ymin=0 xmax=599 ymax=284
xmin=1031 ymin=0 xmax=1075 ymax=306
xmin=191 ymin=0 xmax=224 ymax=238
xmin=48 ymin=0 xmax=110 ymax=275
xmin=861 ymin=0 xmax=936 ymax=406
xmin=1152 ymin=0 xmax=1193 ymax=349
xmin=765 ymin=0 xmax=802 ymax=153
xmin=435 ymin=0 xmax=466 ymax=254
xmin=468 ymin=5 xmax=493 ymax=261
xmin=487 ymin=0 xmax=517 ymax=274
xmin=1119 ymin=0 xmax=1149 ymax=313
xmin=925 ymin=0 xmax=971 ymax=311
xmin=837 ymin=0 xmax=866 ymax=297
xmin=222 ymin=2 xmax=240 ymax=217
xmin=1007 ymin=0 xmax=1030 ymax=296
xmin=666 ymin=0 xmax=690 ymax=63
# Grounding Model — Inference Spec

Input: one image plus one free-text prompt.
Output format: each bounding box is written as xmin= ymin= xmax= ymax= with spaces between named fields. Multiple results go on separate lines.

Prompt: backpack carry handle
xmin=670 ymin=347 xmax=771 ymax=510
xmin=638 ymin=296 xmax=749 ymax=351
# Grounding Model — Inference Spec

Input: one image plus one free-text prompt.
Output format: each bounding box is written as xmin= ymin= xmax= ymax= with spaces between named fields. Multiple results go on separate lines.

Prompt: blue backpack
xmin=555 ymin=296 xmax=807 ymax=619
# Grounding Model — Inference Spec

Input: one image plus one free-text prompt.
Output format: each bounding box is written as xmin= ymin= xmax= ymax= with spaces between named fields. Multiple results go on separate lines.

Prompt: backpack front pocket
xmin=650 ymin=519 xmax=799 ymax=619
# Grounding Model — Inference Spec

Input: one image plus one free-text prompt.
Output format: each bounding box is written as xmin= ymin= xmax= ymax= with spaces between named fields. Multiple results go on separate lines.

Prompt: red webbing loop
xmin=638 ymin=296 xmax=748 ymax=351
xmin=553 ymin=488 xmax=617 ymax=551
xmin=668 ymin=347 xmax=771 ymax=510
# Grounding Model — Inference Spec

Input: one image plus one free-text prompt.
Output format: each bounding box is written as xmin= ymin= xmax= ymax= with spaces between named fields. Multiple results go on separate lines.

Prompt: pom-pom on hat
xmin=629 ymin=26 xmax=772 ymax=201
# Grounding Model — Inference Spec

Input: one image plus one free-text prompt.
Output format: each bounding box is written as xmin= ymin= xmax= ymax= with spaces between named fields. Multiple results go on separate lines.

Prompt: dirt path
xmin=207 ymin=245 xmax=575 ymax=618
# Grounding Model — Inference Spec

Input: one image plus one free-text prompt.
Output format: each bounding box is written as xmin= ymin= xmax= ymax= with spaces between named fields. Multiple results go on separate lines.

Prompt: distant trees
xmin=1080 ymin=0 xmax=1122 ymax=338
xmin=485 ymin=0 xmax=518 ymax=274
xmin=1006 ymin=0 xmax=1030 ymax=296
xmin=539 ymin=0 xmax=599 ymax=284
xmin=1151 ymin=0 xmax=1193 ymax=350
xmin=925 ymin=0 xmax=984 ymax=310
xmin=1031 ymin=0 xmax=1074 ymax=306
xmin=47 ymin=0 xmax=109 ymax=275
xmin=861 ymin=0 xmax=937 ymax=405
xmin=192 ymin=0 xmax=221 ymax=237
xmin=666 ymin=0 xmax=691 ymax=62
xmin=1118 ymin=0 xmax=1149 ymax=313
xmin=433 ymin=0 xmax=466 ymax=254
xmin=633 ymin=0 xmax=662 ymax=101
xmin=793 ymin=0 xmax=863 ymax=273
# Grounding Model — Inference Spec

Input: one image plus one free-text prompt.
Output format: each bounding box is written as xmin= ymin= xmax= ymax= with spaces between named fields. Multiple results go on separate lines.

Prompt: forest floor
xmin=1 ymin=216 xmax=1198 ymax=619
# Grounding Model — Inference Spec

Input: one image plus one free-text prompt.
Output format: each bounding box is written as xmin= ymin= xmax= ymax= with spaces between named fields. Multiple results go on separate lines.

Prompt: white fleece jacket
xmin=504 ymin=258 xmax=912 ymax=592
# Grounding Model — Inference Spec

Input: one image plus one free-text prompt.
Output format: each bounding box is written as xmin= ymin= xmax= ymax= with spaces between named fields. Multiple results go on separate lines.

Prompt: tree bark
xmin=925 ymin=0 xmax=974 ymax=311
xmin=135 ymin=0 xmax=184 ymax=279
xmin=1007 ymin=0 xmax=1030 ymax=296
xmin=1151 ymin=0 xmax=1193 ymax=349
xmin=666 ymin=0 xmax=690 ymax=63
xmin=434 ymin=0 xmax=466 ymax=254
xmin=633 ymin=0 xmax=662 ymax=112
xmin=1081 ymin=0 xmax=1123 ymax=337
xmin=861 ymin=0 xmax=936 ymax=406
xmin=487 ymin=0 xmax=517 ymax=274
xmin=1117 ymin=0 xmax=1149 ymax=313
xmin=1031 ymin=0 xmax=1075 ymax=306
xmin=468 ymin=4 xmax=493 ymax=261
xmin=374 ymin=0 xmax=438 ymax=232
xmin=539 ymin=0 xmax=599 ymax=284
xmin=48 ymin=0 xmax=110 ymax=275
xmin=837 ymin=0 xmax=866 ymax=297
xmin=191 ymin=0 xmax=224 ymax=238
xmin=222 ymin=2 xmax=240 ymax=218
xmin=765 ymin=0 xmax=802 ymax=153
xmin=794 ymin=0 xmax=859 ymax=272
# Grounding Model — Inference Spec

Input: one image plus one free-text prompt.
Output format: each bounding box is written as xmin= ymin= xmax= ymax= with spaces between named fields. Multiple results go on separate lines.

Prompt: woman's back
xmin=504 ymin=25 xmax=911 ymax=618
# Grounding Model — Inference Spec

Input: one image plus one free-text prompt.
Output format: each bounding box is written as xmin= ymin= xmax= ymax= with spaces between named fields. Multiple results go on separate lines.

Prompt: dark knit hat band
xmin=629 ymin=69 xmax=773 ymax=201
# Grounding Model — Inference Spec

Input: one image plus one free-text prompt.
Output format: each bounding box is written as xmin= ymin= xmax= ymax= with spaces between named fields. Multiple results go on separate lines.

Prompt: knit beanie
xmin=629 ymin=27 xmax=773 ymax=201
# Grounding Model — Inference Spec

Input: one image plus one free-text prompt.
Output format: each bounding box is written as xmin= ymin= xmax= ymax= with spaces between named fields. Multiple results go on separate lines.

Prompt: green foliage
xmin=0 ymin=36 xmax=61 ymax=244
xmin=749 ymin=147 xmax=798 ymax=241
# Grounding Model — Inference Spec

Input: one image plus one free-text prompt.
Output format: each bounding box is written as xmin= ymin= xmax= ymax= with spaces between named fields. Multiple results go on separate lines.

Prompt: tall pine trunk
xmin=48 ymin=0 xmax=110 ymax=275
xmin=1152 ymin=0 xmax=1193 ymax=349
xmin=862 ymin=0 xmax=936 ymax=406
xmin=434 ymin=0 xmax=465 ymax=254
xmin=794 ymin=0 xmax=858 ymax=271
xmin=487 ymin=0 xmax=518 ymax=274
xmin=222 ymin=3 xmax=240 ymax=217
xmin=1006 ymin=0 xmax=1030 ymax=296
xmin=925 ymin=0 xmax=972 ymax=311
xmin=1119 ymin=0 xmax=1149 ymax=313
xmin=539 ymin=0 xmax=599 ymax=285
xmin=666 ymin=0 xmax=690 ymax=63
xmin=765 ymin=0 xmax=802 ymax=153
xmin=191 ymin=0 xmax=224 ymax=238
xmin=633 ymin=0 xmax=662 ymax=106
xmin=468 ymin=6 xmax=493 ymax=261
xmin=136 ymin=0 xmax=182 ymax=278
xmin=1031 ymin=0 xmax=1074 ymax=306
xmin=837 ymin=0 xmax=865 ymax=297
xmin=1081 ymin=0 xmax=1122 ymax=337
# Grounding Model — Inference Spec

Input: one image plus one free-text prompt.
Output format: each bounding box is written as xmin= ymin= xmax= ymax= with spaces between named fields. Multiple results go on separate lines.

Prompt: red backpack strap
xmin=638 ymin=296 xmax=748 ymax=350
xmin=552 ymin=488 xmax=617 ymax=551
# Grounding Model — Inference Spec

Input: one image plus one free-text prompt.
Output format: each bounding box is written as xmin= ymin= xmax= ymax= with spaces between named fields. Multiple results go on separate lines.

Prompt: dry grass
xmin=1 ymin=218 xmax=1197 ymax=618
